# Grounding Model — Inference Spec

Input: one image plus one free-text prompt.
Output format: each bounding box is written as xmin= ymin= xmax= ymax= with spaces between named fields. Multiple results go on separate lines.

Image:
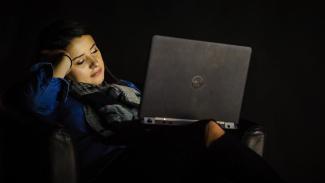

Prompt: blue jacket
xmin=21 ymin=62 xmax=140 ymax=170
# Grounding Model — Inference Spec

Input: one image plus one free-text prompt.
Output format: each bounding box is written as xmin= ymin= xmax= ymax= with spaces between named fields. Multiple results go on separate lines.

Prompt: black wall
xmin=0 ymin=0 xmax=322 ymax=182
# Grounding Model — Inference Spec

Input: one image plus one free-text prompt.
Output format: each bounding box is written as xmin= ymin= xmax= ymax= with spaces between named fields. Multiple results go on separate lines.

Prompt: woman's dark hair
xmin=38 ymin=19 xmax=89 ymax=51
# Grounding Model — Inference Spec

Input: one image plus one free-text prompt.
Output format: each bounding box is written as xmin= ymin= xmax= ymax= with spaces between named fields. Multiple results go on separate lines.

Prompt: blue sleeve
xmin=24 ymin=63 xmax=70 ymax=122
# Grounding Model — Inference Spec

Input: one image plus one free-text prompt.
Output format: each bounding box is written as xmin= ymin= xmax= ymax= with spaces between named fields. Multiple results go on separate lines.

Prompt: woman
xmin=4 ymin=19 xmax=284 ymax=183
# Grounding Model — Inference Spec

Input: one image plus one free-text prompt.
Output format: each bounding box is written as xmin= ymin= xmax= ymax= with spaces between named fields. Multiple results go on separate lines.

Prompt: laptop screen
xmin=140 ymin=35 xmax=252 ymax=126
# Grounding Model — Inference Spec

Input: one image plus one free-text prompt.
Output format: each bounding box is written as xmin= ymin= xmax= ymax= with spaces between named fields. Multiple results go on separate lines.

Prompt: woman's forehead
xmin=66 ymin=35 xmax=96 ymax=55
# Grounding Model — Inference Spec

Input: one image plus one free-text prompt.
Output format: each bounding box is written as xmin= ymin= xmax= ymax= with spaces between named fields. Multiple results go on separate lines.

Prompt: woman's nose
xmin=87 ymin=56 xmax=98 ymax=68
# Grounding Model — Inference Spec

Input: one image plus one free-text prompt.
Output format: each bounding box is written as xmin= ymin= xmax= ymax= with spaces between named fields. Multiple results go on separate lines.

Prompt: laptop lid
xmin=139 ymin=35 xmax=252 ymax=128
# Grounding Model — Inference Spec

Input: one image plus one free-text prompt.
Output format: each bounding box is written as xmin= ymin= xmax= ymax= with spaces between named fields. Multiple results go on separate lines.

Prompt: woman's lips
xmin=91 ymin=68 xmax=102 ymax=77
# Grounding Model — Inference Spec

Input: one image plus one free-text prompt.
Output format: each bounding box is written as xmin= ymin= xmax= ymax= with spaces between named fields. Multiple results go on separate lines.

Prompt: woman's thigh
xmin=90 ymin=120 xmax=212 ymax=182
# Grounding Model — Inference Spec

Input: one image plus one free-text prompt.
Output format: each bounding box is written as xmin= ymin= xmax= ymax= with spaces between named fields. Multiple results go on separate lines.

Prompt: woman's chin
xmin=93 ymin=77 xmax=104 ymax=86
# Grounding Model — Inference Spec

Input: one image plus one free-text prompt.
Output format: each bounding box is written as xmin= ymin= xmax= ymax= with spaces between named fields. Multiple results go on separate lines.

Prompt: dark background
xmin=0 ymin=0 xmax=322 ymax=182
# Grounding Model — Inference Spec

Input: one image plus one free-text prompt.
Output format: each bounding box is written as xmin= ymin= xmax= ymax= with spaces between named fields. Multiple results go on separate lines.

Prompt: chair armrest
xmin=241 ymin=126 xmax=265 ymax=156
xmin=49 ymin=128 xmax=77 ymax=183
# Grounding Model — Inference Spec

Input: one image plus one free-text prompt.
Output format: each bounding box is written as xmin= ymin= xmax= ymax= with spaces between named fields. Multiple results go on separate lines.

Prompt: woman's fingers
xmin=204 ymin=121 xmax=225 ymax=147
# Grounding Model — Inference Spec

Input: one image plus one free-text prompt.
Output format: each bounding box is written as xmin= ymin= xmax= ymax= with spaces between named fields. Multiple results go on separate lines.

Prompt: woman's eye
xmin=76 ymin=60 xmax=85 ymax=65
xmin=91 ymin=49 xmax=98 ymax=54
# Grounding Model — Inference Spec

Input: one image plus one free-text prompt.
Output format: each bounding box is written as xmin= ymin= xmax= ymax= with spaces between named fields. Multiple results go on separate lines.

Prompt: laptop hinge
xmin=142 ymin=117 xmax=237 ymax=129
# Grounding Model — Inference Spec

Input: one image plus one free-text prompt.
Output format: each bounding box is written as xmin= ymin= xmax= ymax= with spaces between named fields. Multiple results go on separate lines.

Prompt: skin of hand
xmin=40 ymin=49 xmax=72 ymax=78
xmin=204 ymin=121 xmax=225 ymax=147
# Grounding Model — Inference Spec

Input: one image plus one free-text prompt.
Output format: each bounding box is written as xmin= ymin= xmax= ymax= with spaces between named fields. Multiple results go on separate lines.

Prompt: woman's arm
xmin=45 ymin=50 xmax=72 ymax=78
xmin=21 ymin=52 xmax=72 ymax=121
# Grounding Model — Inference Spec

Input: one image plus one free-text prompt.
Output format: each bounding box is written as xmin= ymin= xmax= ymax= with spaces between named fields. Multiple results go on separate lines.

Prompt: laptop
xmin=139 ymin=35 xmax=252 ymax=129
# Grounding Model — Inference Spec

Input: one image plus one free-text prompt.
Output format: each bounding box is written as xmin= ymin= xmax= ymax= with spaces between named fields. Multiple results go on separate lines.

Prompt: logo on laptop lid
xmin=192 ymin=75 xmax=204 ymax=89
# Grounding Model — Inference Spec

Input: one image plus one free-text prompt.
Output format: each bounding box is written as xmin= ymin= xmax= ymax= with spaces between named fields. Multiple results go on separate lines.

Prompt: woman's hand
xmin=204 ymin=121 xmax=225 ymax=147
xmin=40 ymin=50 xmax=73 ymax=78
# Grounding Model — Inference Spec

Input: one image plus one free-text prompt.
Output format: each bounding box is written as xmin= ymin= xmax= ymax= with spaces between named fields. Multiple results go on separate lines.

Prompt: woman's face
xmin=65 ymin=35 xmax=105 ymax=85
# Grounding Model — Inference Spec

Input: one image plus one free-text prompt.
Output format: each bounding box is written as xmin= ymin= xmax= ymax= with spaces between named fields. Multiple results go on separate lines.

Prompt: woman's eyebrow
xmin=90 ymin=43 xmax=96 ymax=50
xmin=71 ymin=43 xmax=96 ymax=61
xmin=72 ymin=54 xmax=84 ymax=61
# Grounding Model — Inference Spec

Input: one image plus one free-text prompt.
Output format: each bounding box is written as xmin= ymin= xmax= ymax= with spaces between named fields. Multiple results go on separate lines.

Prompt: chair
xmin=0 ymin=109 xmax=77 ymax=183
xmin=242 ymin=125 xmax=265 ymax=156
xmin=49 ymin=127 xmax=78 ymax=183
xmin=1 ymin=93 xmax=265 ymax=183
xmin=1 ymin=90 xmax=77 ymax=183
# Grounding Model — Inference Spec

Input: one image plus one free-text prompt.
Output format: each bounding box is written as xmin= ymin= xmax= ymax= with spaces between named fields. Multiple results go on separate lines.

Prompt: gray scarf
xmin=69 ymin=81 xmax=141 ymax=137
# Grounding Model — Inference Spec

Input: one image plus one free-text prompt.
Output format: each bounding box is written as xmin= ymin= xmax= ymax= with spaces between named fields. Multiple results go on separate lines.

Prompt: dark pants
xmin=81 ymin=120 xmax=284 ymax=183
xmin=83 ymin=120 xmax=213 ymax=183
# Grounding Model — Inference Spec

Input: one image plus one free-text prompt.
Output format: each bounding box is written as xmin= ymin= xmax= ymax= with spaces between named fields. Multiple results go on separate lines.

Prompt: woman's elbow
xmin=25 ymin=95 xmax=57 ymax=117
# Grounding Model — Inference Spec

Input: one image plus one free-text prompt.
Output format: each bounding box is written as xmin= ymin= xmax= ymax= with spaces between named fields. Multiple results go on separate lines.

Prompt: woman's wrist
xmin=62 ymin=54 xmax=72 ymax=69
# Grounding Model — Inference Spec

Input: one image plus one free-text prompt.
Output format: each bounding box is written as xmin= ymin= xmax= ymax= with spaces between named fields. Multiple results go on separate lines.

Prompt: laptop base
xmin=142 ymin=117 xmax=237 ymax=129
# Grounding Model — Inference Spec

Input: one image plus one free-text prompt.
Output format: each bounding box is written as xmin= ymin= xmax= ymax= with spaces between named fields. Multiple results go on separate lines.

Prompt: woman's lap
xmin=85 ymin=120 xmax=212 ymax=182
